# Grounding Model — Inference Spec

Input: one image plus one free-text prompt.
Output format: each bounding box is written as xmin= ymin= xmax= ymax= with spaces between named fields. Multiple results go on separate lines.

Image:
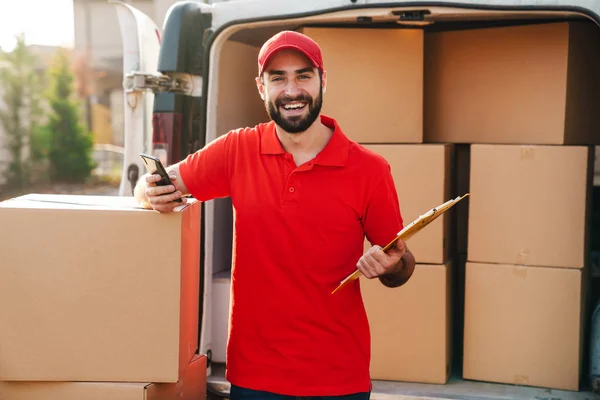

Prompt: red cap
xmin=257 ymin=30 xmax=324 ymax=76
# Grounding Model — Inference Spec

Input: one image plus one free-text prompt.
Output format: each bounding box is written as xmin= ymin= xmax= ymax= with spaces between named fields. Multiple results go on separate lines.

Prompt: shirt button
xmin=289 ymin=187 xmax=295 ymax=193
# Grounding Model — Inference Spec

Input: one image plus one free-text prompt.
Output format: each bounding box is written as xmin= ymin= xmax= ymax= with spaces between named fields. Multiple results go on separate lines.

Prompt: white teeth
xmin=283 ymin=103 xmax=305 ymax=110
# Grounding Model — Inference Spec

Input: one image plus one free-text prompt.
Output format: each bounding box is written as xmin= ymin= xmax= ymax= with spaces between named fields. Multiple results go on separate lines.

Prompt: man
xmin=135 ymin=31 xmax=415 ymax=399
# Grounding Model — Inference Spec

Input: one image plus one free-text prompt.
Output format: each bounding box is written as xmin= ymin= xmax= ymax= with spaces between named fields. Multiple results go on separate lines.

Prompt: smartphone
xmin=140 ymin=153 xmax=182 ymax=203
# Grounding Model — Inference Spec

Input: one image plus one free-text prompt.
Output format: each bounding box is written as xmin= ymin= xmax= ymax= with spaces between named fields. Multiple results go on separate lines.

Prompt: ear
xmin=321 ymin=70 xmax=327 ymax=94
xmin=256 ymin=76 xmax=266 ymax=101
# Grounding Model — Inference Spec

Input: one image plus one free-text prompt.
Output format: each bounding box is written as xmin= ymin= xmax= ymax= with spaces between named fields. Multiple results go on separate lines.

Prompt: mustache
xmin=275 ymin=94 xmax=313 ymax=107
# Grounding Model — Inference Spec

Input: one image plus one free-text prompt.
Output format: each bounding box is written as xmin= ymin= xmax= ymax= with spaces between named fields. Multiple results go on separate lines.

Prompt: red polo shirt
xmin=179 ymin=115 xmax=403 ymax=396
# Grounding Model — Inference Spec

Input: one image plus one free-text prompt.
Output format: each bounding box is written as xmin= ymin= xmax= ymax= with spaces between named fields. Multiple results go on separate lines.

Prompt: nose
xmin=283 ymin=80 xmax=301 ymax=97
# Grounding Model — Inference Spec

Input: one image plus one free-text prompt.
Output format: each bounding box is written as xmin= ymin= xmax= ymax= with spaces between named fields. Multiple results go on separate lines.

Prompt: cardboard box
xmin=425 ymin=22 xmax=600 ymax=144
xmin=0 ymin=194 xmax=200 ymax=382
xmin=218 ymin=41 xmax=267 ymax=136
xmin=299 ymin=27 xmax=423 ymax=144
xmin=468 ymin=144 xmax=592 ymax=268
xmin=463 ymin=262 xmax=584 ymax=391
xmin=361 ymin=261 xmax=452 ymax=384
xmin=363 ymin=144 xmax=453 ymax=264
xmin=0 ymin=354 xmax=207 ymax=400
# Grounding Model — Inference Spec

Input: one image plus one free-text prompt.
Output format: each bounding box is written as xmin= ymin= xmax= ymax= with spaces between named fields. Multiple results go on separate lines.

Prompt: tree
xmin=44 ymin=48 xmax=95 ymax=183
xmin=0 ymin=34 xmax=44 ymax=189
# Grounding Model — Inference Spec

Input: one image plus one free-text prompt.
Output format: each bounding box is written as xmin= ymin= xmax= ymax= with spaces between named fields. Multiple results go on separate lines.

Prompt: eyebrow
xmin=267 ymin=67 xmax=315 ymax=76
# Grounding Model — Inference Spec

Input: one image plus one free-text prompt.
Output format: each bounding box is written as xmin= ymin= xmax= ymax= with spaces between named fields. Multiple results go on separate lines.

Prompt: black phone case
xmin=140 ymin=154 xmax=183 ymax=203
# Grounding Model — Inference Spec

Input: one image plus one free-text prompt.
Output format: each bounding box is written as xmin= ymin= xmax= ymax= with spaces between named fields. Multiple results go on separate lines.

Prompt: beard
xmin=265 ymin=86 xmax=323 ymax=134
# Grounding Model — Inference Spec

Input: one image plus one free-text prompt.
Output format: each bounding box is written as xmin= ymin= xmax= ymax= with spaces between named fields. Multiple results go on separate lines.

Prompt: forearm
xmin=379 ymin=250 xmax=416 ymax=288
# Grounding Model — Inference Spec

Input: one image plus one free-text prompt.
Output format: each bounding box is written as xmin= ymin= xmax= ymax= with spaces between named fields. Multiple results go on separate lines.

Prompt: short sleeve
xmin=363 ymin=167 xmax=404 ymax=248
xmin=178 ymin=132 xmax=234 ymax=201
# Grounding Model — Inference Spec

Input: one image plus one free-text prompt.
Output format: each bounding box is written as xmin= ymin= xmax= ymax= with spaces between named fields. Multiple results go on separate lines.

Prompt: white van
xmin=114 ymin=1 xmax=600 ymax=398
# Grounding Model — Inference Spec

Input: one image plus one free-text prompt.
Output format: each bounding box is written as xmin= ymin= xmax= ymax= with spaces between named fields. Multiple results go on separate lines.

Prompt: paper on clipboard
xmin=331 ymin=193 xmax=470 ymax=295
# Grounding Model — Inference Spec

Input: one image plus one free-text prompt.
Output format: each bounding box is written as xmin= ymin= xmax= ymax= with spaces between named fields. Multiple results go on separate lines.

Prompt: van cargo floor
xmin=207 ymin=363 xmax=598 ymax=400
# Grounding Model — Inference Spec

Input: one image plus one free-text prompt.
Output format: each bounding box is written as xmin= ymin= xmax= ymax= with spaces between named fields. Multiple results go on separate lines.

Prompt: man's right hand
xmin=142 ymin=174 xmax=187 ymax=213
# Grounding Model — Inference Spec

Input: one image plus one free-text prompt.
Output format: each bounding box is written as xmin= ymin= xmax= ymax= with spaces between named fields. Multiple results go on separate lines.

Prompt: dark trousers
xmin=230 ymin=384 xmax=370 ymax=400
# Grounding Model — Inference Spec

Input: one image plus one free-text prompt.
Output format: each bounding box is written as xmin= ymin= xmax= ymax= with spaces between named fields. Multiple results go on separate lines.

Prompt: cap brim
xmin=259 ymin=44 xmax=320 ymax=76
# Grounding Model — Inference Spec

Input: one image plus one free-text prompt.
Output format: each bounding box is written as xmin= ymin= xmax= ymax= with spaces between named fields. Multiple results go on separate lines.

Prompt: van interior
xmin=201 ymin=5 xmax=600 ymax=398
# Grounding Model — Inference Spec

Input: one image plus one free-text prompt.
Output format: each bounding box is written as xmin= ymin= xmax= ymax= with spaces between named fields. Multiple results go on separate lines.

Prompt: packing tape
xmin=514 ymin=375 xmax=529 ymax=385
xmin=516 ymin=249 xmax=530 ymax=265
xmin=513 ymin=265 xmax=528 ymax=278
xmin=521 ymin=146 xmax=535 ymax=160
xmin=19 ymin=198 xmax=142 ymax=208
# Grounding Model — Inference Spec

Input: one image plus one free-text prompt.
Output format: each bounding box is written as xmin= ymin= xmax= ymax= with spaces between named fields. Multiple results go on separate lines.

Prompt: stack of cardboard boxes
xmin=425 ymin=21 xmax=600 ymax=391
xmin=299 ymin=20 xmax=600 ymax=391
xmin=0 ymin=194 xmax=207 ymax=400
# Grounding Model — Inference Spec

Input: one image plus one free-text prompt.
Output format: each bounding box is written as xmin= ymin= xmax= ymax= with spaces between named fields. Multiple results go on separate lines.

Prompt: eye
xmin=271 ymin=76 xmax=284 ymax=82
xmin=298 ymin=75 xmax=310 ymax=80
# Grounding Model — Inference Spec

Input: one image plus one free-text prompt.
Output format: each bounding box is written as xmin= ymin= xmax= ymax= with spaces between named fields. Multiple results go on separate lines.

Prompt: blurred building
xmin=73 ymin=0 xmax=156 ymax=148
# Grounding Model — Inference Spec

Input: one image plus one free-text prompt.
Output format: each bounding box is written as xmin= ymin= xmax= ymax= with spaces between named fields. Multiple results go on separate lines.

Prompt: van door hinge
xmin=123 ymin=71 xmax=203 ymax=97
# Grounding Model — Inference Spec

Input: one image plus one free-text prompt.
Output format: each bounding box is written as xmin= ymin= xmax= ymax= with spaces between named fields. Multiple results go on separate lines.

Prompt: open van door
xmin=112 ymin=0 xmax=162 ymax=196
xmin=113 ymin=0 xmax=212 ymax=373
xmin=148 ymin=1 xmax=211 ymax=375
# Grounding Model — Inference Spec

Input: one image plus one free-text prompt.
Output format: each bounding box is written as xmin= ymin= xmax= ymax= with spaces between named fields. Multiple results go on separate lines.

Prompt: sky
xmin=0 ymin=0 xmax=75 ymax=51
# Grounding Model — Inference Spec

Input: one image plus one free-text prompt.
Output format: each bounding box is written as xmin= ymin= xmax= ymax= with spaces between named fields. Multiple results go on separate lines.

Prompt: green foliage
xmin=44 ymin=49 xmax=95 ymax=183
xmin=30 ymin=124 xmax=51 ymax=161
xmin=0 ymin=34 xmax=45 ymax=189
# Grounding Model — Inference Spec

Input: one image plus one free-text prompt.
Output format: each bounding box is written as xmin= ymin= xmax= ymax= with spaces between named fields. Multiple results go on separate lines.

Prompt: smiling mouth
xmin=281 ymin=102 xmax=307 ymax=111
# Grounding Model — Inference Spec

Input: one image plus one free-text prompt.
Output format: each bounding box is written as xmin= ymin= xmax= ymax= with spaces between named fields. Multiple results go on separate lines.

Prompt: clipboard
xmin=331 ymin=193 xmax=470 ymax=295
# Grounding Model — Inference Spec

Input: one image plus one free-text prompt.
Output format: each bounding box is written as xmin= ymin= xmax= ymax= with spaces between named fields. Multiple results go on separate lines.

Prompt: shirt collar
xmin=260 ymin=121 xmax=286 ymax=155
xmin=260 ymin=115 xmax=350 ymax=167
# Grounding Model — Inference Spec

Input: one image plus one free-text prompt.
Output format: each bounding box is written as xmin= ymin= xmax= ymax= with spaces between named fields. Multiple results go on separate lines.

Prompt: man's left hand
xmin=357 ymin=238 xmax=406 ymax=279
